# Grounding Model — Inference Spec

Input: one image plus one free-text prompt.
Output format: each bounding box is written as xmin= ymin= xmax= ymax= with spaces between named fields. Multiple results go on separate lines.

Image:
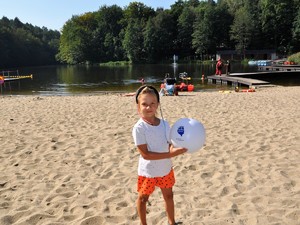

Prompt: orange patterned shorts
xmin=137 ymin=169 xmax=175 ymax=195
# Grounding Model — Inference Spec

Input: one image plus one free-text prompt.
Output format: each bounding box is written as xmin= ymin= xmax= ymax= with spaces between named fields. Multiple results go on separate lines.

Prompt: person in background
xmin=215 ymin=58 xmax=223 ymax=76
xmin=140 ymin=78 xmax=145 ymax=85
xmin=160 ymin=74 xmax=178 ymax=96
xmin=226 ymin=60 xmax=231 ymax=75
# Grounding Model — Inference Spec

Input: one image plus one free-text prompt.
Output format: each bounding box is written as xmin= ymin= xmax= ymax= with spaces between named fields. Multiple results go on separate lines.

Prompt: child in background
xmin=132 ymin=85 xmax=187 ymax=225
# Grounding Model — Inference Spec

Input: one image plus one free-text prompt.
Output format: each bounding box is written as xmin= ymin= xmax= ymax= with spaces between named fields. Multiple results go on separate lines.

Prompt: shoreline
xmin=0 ymin=84 xmax=282 ymax=97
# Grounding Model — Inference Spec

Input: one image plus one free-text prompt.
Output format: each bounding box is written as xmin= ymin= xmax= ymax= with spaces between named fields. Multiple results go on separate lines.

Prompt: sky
xmin=0 ymin=0 xmax=176 ymax=31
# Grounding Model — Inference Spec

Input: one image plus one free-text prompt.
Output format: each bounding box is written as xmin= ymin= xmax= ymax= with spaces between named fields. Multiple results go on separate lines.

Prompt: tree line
xmin=0 ymin=17 xmax=60 ymax=68
xmin=2 ymin=0 xmax=300 ymax=68
xmin=57 ymin=0 xmax=300 ymax=64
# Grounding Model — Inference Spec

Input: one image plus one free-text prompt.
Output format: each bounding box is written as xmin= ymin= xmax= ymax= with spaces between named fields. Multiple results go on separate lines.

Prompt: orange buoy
xmin=187 ymin=84 xmax=194 ymax=91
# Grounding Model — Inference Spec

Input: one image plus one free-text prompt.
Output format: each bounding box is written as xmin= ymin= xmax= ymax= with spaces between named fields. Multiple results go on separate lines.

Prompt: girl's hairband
xmin=135 ymin=85 xmax=160 ymax=104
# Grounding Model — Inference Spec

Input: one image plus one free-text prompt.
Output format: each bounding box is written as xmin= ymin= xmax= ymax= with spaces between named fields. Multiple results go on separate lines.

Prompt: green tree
xmin=144 ymin=10 xmax=180 ymax=63
xmin=186 ymin=0 xmax=200 ymax=8
xmin=0 ymin=26 xmax=15 ymax=67
xmin=260 ymin=0 xmax=294 ymax=52
xmin=214 ymin=3 xmax=233 ymax=50
xmin=122 ymin=2 xmax=156 ymax=63
xmin=94 ymin=5 xmax=125 ymax=62
xmin=170 ymin=0 xmax=190 ymax=55
xmin=244 ymin=0 xmax=263 ymax=49
xmin=123 ymin=2 xmax=155 ymax=22
xmin=144 ymin=18 xmax=158 ymax=62
xmin=192 ymin=3 xmax=215 ymax=58
xmin=123 ymin=18 xmax=145 ymax=62
xmin=291 ymin=7 xmax=300 ymax=52
xmin=0 ymin=16 xmax=60 ymax=67
xmin=58 ymin=18 xmax=83 ymax=64
xmin=170 ymin=0 xmax=185 ymax=20
xmin=221 ymin=0 xmax=244 ymax=15
xmin=57 ymin=13 xmax=97 ymax=64
xmin=177 ymin=6 xmax=196 ymax=58
xmin=230 ymin=6 xmax=254 ymax=57
xmin=153 ymin=11 xmax=175 ymax=60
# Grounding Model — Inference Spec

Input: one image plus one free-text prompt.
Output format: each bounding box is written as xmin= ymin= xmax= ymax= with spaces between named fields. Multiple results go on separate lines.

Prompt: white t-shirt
xmin=132 ymin=118 xmax=172 ymax=178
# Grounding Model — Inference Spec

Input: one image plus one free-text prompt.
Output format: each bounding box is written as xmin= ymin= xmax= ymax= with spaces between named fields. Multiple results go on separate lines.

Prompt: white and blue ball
xmin=170 ymin=118 xmax=206 ymax=153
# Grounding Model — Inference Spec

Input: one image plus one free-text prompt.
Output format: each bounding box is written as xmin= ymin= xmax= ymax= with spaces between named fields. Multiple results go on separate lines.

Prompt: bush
xmin=288 ymin=52 xmax=300 ymax=64
xmin=99 ymin=61 xmax=131 ymax=66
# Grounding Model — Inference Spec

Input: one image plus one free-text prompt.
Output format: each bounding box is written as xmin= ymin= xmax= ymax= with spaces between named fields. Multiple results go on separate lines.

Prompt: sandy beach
xmin=0 ymin=86 xmax=299 ymax=225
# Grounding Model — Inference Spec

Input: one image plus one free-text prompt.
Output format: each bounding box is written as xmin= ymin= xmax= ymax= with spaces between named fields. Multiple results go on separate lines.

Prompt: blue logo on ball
xmin=177 ymin=126 xmax=184 ymax=136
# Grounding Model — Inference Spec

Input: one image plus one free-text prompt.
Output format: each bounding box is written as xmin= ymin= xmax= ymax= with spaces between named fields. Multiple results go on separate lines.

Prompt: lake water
xmin=1 ymin=63 xmax=299 ymax=95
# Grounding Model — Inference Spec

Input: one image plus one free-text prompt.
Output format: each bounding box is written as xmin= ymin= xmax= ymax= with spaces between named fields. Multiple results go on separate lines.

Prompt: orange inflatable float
xmin=241 ymin=89 xmax=255 ymax=93
xmin=177 ymin=82 xmax=194 ymax=92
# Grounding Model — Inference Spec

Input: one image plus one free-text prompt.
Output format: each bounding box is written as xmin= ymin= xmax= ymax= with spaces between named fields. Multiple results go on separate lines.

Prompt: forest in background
xmin=2 ymin=0 xmax=300 ymax=68
xmin=0 ymin=17 xmax=60 ymax=68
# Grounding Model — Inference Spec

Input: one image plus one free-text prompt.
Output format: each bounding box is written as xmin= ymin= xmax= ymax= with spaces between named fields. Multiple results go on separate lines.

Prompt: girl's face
xmin=138 ymin=93 xmax=159 ymax=119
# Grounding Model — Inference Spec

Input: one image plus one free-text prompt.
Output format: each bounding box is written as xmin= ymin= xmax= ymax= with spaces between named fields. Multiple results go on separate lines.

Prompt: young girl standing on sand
xmin=132 ymin=85 xmax=187 ymax=225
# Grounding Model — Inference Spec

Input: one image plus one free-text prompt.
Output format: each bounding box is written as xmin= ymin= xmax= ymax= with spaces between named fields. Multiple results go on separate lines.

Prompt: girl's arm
xmin=137 ymin=144 xmax=187 ymax=160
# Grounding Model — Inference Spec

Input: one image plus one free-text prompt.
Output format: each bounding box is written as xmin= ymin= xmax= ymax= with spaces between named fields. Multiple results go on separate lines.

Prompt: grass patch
xmin=99 ymin=61 xmax=131 ymax=66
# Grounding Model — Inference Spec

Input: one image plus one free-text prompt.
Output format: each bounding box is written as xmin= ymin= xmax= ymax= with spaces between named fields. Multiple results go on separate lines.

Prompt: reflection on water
xmin=1 ymin=63 xmax=299 ymax=95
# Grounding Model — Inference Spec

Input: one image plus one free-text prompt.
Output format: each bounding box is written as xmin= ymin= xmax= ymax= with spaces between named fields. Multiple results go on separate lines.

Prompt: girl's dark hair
xmin=135 ymin=85 xmax=160 ymax=104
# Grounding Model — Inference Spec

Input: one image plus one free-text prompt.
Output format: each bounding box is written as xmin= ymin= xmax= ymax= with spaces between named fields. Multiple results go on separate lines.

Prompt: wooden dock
xmin=207 ymin=74 xmax=271 ymax=88
xmin=258 ymin=65 xmax=300 ymax=72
